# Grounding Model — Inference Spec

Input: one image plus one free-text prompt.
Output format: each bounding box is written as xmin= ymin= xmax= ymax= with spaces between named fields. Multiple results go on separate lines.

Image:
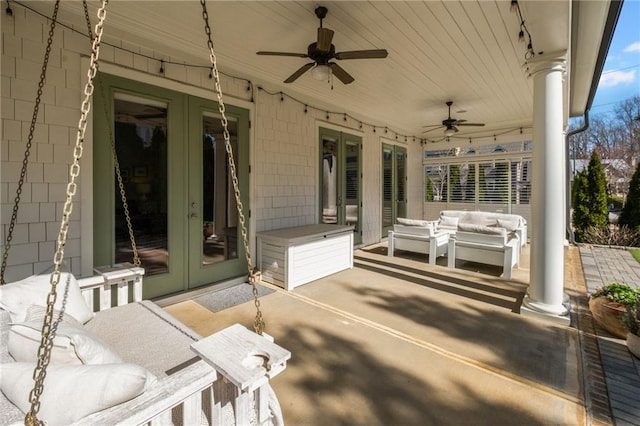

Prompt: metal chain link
xmin=83 ymin=0 xmax=140 ymax=266
xmin=200 ymin=0 xmax=264 ymax=334
xmin=100 ymin=79 xmax=141 ymax=266
xmin=25 ymin=2 xmax=109 ymax=424
xmin=0 ymin=0 xmax=60 ymax=285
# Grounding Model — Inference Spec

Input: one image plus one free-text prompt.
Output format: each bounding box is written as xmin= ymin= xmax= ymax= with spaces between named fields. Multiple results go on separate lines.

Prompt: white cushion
xmin=439 ymin=216 xmax=459 ymax=228
xmin=9 ymin=319 xmax=123 ymax=365
xmin=0 ymin=273 xmax=94 ymax=324
xmin=396 ymin=218 xmax=432 ymax=227
xmin=458 ymin=223 xmax=507 ymax=236
xmin=496 ymin=218 xmax=520 ymax=231
xmin=0 ymin=362 xmax=157 ymax=424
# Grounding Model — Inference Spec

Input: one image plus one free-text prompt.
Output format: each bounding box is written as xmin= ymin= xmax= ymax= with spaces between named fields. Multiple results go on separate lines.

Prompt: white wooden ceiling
xmin=23 ymin=0 xmax=601 ymax=140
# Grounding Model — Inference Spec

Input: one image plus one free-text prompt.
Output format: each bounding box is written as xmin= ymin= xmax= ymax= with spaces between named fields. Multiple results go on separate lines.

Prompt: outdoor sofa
xmin=387 ymin=218 xmax=449 ymax=265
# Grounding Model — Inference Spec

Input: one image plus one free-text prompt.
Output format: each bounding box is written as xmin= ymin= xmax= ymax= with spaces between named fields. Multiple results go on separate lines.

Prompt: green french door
xmin=381 ymin=144 xmax=407 ymax=237
xmin=93 ymin=74 xmax=249 ymax=299
xmin=319 ymin=127 xmax=362 ymax=245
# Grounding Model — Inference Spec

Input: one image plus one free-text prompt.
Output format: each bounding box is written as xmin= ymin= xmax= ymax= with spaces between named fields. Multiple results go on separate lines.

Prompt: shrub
xmin=572 ymin=170 xmax=590 ymax=242
xmin=586 ymin=151 xmax=609 ymax=228
xmin=623 ymin=300 xmax=640 ymax=336
xmin=619 ymin=163 xmax=640 ymax=231
xmin=582 ymin=225 xmax=640 ymax=247
xmin=592 ymin=283 xmax=640 ymax=306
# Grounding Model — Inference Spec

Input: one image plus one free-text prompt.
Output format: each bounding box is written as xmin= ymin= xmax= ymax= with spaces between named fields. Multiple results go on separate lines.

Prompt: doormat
xmin=192 ymin=283 xmax=275 ymax=313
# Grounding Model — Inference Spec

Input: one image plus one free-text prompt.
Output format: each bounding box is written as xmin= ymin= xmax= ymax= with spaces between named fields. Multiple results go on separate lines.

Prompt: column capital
xmin=526 ymin=50 xmax=567 ymax=77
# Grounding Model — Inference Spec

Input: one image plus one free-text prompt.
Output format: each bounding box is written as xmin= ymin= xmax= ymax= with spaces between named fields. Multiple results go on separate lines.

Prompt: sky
xmin=590 ymin=0 xmax=640 ymax=118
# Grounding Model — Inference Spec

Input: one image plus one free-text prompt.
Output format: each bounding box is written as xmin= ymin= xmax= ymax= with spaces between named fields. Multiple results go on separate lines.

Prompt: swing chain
xmin=83 ymin=0 xmax=140 ymax=267
xmin=0 ymin=0 xmax=60 ymax=285
xmin=200 ymin=0 xmax=264 ymax=335
xmin=25 ymin=2 xmax=108 ymax=424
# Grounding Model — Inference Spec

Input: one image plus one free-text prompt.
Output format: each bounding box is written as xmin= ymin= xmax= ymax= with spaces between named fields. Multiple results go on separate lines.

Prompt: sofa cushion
xmin=495 ymin=218 xmax=521 ymax=232
xmin=439 ymin=216 xmax=459 ymax=228
xmin=458 ymin=223 xmax=507 ymax=236
xmin=0 ymin=273 xmax=94 ymax=324
xmin=0 ymin=362 xmax=156 ymax=425
xmin=461 ymin=212 xmax=497 ymax=227
xmin=9 ymin=319 xmax=123 ymax=365
xmin=396 ymin=218 xmax=432 ymax=227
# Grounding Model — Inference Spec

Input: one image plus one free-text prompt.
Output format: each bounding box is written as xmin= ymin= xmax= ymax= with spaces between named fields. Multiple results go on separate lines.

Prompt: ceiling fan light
xmin=311 ymin=64 xmax=331 ymax=81
xmin=443 ymin=127 xmax=456 ymax=137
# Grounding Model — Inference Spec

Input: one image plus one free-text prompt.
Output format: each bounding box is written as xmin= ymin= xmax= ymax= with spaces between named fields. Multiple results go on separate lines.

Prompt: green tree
xmin=572 ymin=170 xmax=590 ymax=241
xmin=619 ymin=163 xmax=640 ymax=230
xmin=586 ymin=150 xmax=609 ymax=228
xmin=572 ymin=151 xmax=609 ymax=242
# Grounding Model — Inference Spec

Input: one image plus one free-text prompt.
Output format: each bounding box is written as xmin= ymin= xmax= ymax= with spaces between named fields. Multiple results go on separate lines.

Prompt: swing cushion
xmin=0 ymin=362 xmax=156 ymax=425
xmin=9 ymin=319 xmax=123 ymax=365
xmin=0 ymin=272 xmax=94 ymax=324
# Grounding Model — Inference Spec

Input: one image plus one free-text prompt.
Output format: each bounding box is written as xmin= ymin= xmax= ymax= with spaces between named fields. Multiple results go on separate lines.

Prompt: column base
xmin=521 ymin=295 xmax=571 ymax=326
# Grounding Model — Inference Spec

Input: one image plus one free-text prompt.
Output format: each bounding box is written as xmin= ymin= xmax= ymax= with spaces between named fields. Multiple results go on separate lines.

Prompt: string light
xmin=5 ymin=0 xmax=12 ymax=15
xmin=14 ymin=0 xmax=429 ymax=145
xmin=511 ymin=1 xmax=536 ymax=60
xmin=304 ymin=104 xmax=308 ymax=113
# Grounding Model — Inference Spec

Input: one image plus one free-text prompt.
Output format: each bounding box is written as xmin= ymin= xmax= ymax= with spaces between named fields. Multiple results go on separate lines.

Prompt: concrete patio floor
xmin=162 ymin=243 xmax=596 ymax=425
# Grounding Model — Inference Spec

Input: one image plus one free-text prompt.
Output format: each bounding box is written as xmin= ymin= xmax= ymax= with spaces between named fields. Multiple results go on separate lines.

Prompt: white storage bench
xmin=257 ymin=224 xmax=354 ymax=290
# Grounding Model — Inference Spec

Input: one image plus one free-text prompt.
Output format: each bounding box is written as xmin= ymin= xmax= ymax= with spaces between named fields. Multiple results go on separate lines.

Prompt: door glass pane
xmin=345 ymin=141 xmax=359 ymax=228
xmin=396 ymin=149 xmax=406 ymax=218
xmin=114 ymin=97 xmax=168 ymax=275
xmin=202 ymin=114 xmax=239 ymax=265
xmin=321 ymin=137 xmax=338 ymax=224
xmin=382 ymin=147 xmax=393 ymax=227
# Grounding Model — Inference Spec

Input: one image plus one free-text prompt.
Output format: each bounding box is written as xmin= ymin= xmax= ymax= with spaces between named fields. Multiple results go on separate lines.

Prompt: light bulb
xmin=444 ymin=127 xmax=457 ymax=137
xmin=311 ymin=64 xmax=331 ymax=81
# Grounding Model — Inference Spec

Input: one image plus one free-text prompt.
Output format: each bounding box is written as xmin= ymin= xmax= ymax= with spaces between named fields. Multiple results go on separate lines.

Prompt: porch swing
xmin=0 ymin=1 xmax=290 ymax=425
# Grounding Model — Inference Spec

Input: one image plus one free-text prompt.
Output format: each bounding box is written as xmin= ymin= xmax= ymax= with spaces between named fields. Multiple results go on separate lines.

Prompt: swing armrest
xmin=78 ymin=266 xmax=145 ymax=312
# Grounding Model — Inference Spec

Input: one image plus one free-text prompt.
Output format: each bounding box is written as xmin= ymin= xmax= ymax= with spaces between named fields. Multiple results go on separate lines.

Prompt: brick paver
xmin=579 ymin=246 xmax=640 ymax=426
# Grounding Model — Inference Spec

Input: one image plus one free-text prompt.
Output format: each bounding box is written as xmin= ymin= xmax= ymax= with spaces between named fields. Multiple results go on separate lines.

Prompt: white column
xmin=522 ymin=51 xmax=569 ymax=320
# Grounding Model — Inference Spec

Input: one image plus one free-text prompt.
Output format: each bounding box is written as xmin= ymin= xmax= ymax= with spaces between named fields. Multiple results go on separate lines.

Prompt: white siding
xmin=1 ymin=8 xmax=425 ymax=282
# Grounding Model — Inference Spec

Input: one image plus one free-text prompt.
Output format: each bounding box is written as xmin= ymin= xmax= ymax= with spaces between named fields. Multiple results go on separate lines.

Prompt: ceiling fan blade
xmin=257 ymin=51 xmax=309 ymax=58
xmin=422 ymin=124 xmax=444 ymax=129
xmin=284 ymin=62 xmax=315 ymax=83
xmin=334 ymin=49 xmax=388 ymax=60
xmin=422 ymin=126 xmax=445 ymax=134
xmin=329 ymin=63 xmax=355 ymax=84
xmin=317 ymin=28 xmax=334 ymax=52
xmin=456 ymin=123 xmax=485 ymax=127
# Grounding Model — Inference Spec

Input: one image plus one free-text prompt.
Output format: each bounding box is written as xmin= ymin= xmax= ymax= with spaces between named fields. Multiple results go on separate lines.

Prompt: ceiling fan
xmin=256 ymin=6 xmax=388 ymax=85
xmin=423 ymin=101 xmax=485 ymax=137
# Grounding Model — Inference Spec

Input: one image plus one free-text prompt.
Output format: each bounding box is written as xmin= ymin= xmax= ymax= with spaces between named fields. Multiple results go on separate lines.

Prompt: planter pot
xmin=588 ymin=296 xmax=628 ymax=339
xmin=627 ymin=332 xmax=640 ymax=359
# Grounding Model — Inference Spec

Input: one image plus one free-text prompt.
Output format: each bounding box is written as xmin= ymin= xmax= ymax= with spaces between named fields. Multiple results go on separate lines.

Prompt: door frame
xmin=92 ymin=72 xmax=250 ymax=299
xmin=187 ymin=96 xmax=250 ymax=289
xmin=318 ymin=126 xmax=363 ymax=245
xmin=381 ymin=143 xmax=407 ymax=237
